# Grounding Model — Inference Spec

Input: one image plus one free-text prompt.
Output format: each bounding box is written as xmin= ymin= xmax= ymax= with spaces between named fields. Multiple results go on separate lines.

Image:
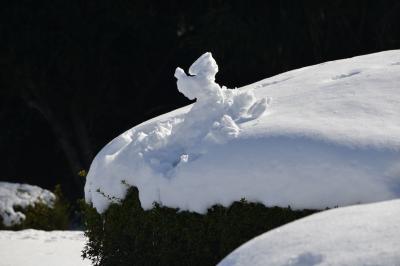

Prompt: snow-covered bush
xmin=80 ymin=53 xmax=312 ymax=265
xmin=0 ymin=182 xmax=69 ymax=230
xmin=81 ymin=54 xmax=308 ymax=265
xmin=85 ymin=50 xmax=400 ymax=215
xmin=82 ymin=186 xmax=316 ymax=266
xmin=83 ymin=50 xmax=400 ymax=265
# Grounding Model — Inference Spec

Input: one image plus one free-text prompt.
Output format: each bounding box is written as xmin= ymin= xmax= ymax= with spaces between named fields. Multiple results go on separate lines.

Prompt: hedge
xmin=82 ymin=187 xmax=318 ymax=266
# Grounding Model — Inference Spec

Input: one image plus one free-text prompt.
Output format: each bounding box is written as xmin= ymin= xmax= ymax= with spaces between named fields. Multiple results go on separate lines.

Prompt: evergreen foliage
xmin=82 ymin=187 xmax=318 ymax=266
xmin=0 ymin=185 xmax=70 ymax=230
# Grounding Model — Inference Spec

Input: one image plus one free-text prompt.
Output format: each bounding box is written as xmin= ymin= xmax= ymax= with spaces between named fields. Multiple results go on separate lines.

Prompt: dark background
xmin=1 ymin=0 xmax=399 ymax=200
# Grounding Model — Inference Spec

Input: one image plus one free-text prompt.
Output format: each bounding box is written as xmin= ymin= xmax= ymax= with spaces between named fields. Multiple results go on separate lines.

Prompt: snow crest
xmin=0 ymin=182 xmax=55 ymax=226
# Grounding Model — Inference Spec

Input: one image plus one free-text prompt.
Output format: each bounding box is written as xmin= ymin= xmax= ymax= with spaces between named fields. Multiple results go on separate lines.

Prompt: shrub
xmin=0 ymin=185 xmax=70 ymax=230
xmin=82 ymin=187 xmax=318 ymax=266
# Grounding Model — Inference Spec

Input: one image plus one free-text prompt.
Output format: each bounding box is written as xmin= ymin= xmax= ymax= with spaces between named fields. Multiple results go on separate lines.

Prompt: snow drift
xmin=219 ymin=199 xmax=400 ymax=266
xmin=0 ymin=182 xmax=55 ymax=226
xmin=85 ymin=50 xmax=400 ymax=214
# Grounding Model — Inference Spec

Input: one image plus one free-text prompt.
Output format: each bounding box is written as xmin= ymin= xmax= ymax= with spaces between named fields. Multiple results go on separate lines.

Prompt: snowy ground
xmin=85 ymin=50 xmax=400 ymax=214
xmin=219 ymin=199 xmax=400 ymax=266
xmin=0 ymin=182 xmax=55 ymax=226
xmin=0 ymin=230 xmax=90 ymax=266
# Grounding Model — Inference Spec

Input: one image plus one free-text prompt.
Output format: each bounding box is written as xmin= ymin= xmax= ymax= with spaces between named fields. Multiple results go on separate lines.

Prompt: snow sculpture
xmin=175 ymin=53 xmax=223 ymax=103
xmin=173 ymin=52 xmax=269 ymax=145
xmin=131 ymin=52 xmax=269 ymax=173
xmin=116 ymin=52 xmax=269 ymax=176
xmin=131 ymin=52 xmax=269 ymax=172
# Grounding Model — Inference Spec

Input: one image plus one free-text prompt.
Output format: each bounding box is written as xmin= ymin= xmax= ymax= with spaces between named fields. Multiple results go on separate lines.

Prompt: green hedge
xmin=0 ymin=185 xmax=70 ymax=230
xmin=82 ymin=187 xmax=318 ymax=266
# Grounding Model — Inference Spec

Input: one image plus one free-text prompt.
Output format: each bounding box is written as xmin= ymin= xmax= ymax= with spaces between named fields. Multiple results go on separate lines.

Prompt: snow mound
xmin=0 ymin=229 xmax=90 ymax=266
xmin=219 ymin=199 xmax=400 ymax=266
xmin=0 ymin=182 xmax=55 ymax=226
xmin=85 ymin=50 xmax=400 ymax=214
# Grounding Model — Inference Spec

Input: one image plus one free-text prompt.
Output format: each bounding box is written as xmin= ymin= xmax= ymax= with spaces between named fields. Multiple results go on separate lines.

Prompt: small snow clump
xmin=0 ymin=182 xmax=55 ymax=226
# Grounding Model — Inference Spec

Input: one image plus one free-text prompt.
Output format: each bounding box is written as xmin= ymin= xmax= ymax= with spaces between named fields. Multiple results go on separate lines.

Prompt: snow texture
xmin=0 ymin=229 xmax=90 ymax=266
xmin=85 ymin=50 xmax=400 ymax=214
xmin=0 ymin=182 xmax=55 ymax=226
xmin=219 ymin=199 xmax=400 ymax=266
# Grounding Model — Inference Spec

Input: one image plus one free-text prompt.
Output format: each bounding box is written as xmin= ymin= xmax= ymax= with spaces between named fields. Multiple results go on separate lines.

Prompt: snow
xmin=218 ymin=199 xmax=400 ymax=266
xmin=0 ymin=182 xmax=55 ymax=226
xmin=85 ymin=50 xmax=400 ymax=214
xmin=0 ymin=229 xmax=90 ymax=266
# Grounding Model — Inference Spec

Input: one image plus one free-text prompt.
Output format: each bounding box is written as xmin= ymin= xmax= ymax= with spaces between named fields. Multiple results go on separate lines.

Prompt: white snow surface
xmin=85 ymin=50 xmax=400 ymax=214
xmin=219 ymin=199 xmax=400 ymax=266
xmin=0 ymin=229 xmax=90 ymax=266
xmin=0 ymin=182 xmax=55 ymax=226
